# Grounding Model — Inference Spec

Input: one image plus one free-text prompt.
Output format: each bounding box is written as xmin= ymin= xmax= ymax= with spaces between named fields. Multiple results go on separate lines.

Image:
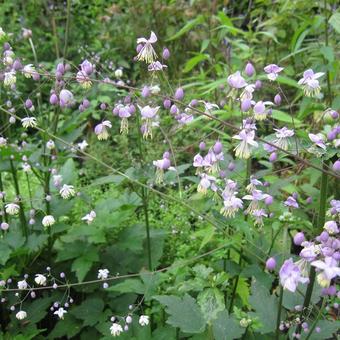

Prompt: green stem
xmin=63 ymin=0 xmax=72 ymax=59
xmin=9 ymin=160 xmax=28 ymax=239
xmin=0 ymin=172 xmax=8 ymax=223
xmin=275 ymin=286 xmax=284 ymax=340
xmin=305 ymin=299 xmax=326 ymax=340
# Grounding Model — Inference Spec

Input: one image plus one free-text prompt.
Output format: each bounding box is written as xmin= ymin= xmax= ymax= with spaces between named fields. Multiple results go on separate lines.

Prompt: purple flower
xmin=266 ymin=257 xmax=276 ymax=271
xmin=308 ymin=133 xmax=326 ymax=150
xmin=59 ymin=89 xmax=74 ymax=107
xmin=94 ymin=121 xmax=112 ymax=140
xmin=333 ymin=160 xmax=340 ymax=172
xmin=279 ymin=258 xmax=309 ymax=292
xmin=148 ymin=61 xmax=167 ymax=72
xmin=273 ymin=127 xmax=294 ymax=150
xmin=162 ymin=48 xmax=170 ymax=60
xmin=284 ymin=196 xmax=299 ymax=209
xmin=311 ymin=257 xmax=340 ymax=287
xmin=298 ymin=69 xmax=324 ymax=97
xmin=174 ymin=88 xmax=184 ymax=100
xmin=324 ymin=221 xmax=339 ymax=235
xmin=153 ymin=156 xmax=171 ymax=184
xmin=136 ymin=31 xmax=158 ymax=64
xmin=294 ymin=232 xmax=305 ymax=246
xmin=232 ymin=130 xmax=258 ymax=159
xmin=244 ymin=62 xmax=255 ymax=77
xmin=138 ymin=105 xmax=160 ymax=138
xmin=197 ymin=173 xmax=217 ymax=195
xmin=253 ymin=101 xmax=273 ymax=121
xmin=264 ymin=64 xmax=284 ymax=81
xmin=227 ymin=71 xmax=247 ymax=89
xmin=220 ymin=195 xmax=243 ymax=218
xmin=80 ymin=60 xmax=93 ymax=75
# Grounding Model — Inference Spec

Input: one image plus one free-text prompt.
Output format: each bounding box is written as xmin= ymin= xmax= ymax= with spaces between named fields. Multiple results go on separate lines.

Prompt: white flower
xmin=232 ymin=129 xmax=258 ymax=159
xmin=264 ymin=64 xmax=284 ymax=81
xmin=42 ymin=215 xmax=55 ymax=227
xmin=17 ymin=280 xmax=28 ymax=290
xmin=308 ymin=133 xmax=326 ymax=150
xmin=273 ymin=127 xmax=294 ymax=150
xmin=59 ymin=184 xmax=75 ymax=199
xmin=298 ymin=69 xmax=324 ymax=97
xmin=3 ymin=50 xmax=15 ymax=65
xmin=77 ymin=140 xmax=88 ymax=151
xmin=0 ymin=136 xmax=7 ymax=147
xmin=136 ymin=31 xmax=158 ymax=64
xmin=54 ymin=307 xmax=67 ymax=319
xmin=22 ymin=163 xmax=31 ymax=173
xmin=139 ymin=315 xmax=149 ymax=326
xmin=110 ymin=323 xmax=123 ymax=336
xmin=82 ymin=210 xmax=96 ymax=224
xmin=94 ymin=121 xmax=112 ymax=140
xmin=4 ymin=71 xmax=16 ymax=87
xmin=16 ymin=311 xmax=27 ymax=320
xmin=23 ymin=64 xmax=36 ymax=78
xmin=98 ymin=268 xmax=109 ymax=280
xmin=59 ymin=89 xmax=74 ymax=107
xmin=5 ymin=203 xmax=20 ymax=215
xmin=53 ymin=175 xmax=63 ymax=187
xmin=21 ymin=117 xmax=37 ymax=129
xmin=114 ymin=69 xmax=123 ymax=78
xmin=35 ymin=274 xmax=47 ymax=286
xmin=46 ymin=140 xmax=55 ymax=150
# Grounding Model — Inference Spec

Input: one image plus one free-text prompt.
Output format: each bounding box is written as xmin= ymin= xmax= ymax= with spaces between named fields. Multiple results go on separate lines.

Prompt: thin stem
xmin=9 ymin=159 xmax=28 ymax=239
xmin=0 ymin=172 xmax=8 ymax=223
xmin=305 ymin=299 xmax=326 ymax=340
xmin=25 ymin=173 xmax=33 ymax=209
xmin=63 ymin=0 xmax=72 ymax=59
xmin=275 ymin=286 xmax=284 ymax=340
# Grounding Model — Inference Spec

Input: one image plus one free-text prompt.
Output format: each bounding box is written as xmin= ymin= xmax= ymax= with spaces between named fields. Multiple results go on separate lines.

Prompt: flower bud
xmin=170 ymin=104 xmax=178 ymax=115
xmin=306 ymin=196 xmax=312 ymax=204
xmin=327 ymin=130 xmax=336 ymax=141
xmin=269 ymin=152 xmax=277 ymax=162
xmin=293 ymin=232 xmax=305 ymax=246
xmin=190 ymin=99 xmax=198 ymax=107
xmin=266 ymin=257 xmax=276 ymax=271
xmin=333 ymin=160 xmax=340 ymax=172
xmin=83 ymin=98 xmax=90 ymax=109
xmin=274 ymin=94 xmax=282 ymax=105
xmin=163 ymin=151 xmax=170 ymax=159
xmin=330 ymin=110 xmax=339 ymax=120
xmin=228 ymin=162 xmax=235 ymax=171
xmin=136 ymin=44 xmax=143 ymax=53
xmin=244 ymin=62 xmax=255 ymax=77
xmin=163 ymin=99 xmax=171 ymax=109
xmin=162 ymin=48 xmax=170 ymax=60
xmin=199 ymin=142 xmax=206 ymax=150
xmin=265 ymin=196 xmax=273 ymax=205
xmin=13 ymin=59 xmax=22 ymax=70
xmin=255 ymin=80 xmax=262 ymax=89
xmin=174 ymin=87 xmax=184 ymax=100
xmin=241 ymin=99 xmax=252 ymax=112
xmin=100 ymin=103 xmax=106 ymax=110
xmin=141 ymin=86 xmax=150 ymax=98
xmin=49 ymin=93 xmax=58 ymax=105
xmin=213 ymin=141 xmax=222 ymax=154
xmin=25 ymin=99 xmax=33 ymax=109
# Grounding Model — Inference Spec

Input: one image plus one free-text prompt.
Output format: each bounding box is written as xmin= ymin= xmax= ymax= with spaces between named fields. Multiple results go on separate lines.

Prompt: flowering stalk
xmin=301 ymin=164 xmax=328 ymax=312
xmin=9 ymin=159 xmax=28 ymax=239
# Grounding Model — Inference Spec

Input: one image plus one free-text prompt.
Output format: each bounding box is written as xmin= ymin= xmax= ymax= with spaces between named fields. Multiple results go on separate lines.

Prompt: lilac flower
xmin=299 ymin=241 xmax=320 ymax=261
xmin=279 ymin=258 xmax=309 ymax=292
xmin=4 ymin=71 xmax=16 ymax=86
xmin=311 ymin=257 xmax=340 ymax=287
xmin=329 ymin=199 xmax=340 ymax=216
xmin=220 ymin=195 xmax=243 ymax=218
xmin=308 ymin=133 xmax=326 ymax=150
xmin=243 ymin=189 xmax=269 ymax=214
xmin=59 ymin=89 xmax=74 ymax=107
xmin=94 ymin=121 xmax=112 ymax=140
xmin=232 ymin=129 xmax=258 ymax=159
xmin=324 ymin=221 xmax=339 ymax=235
xmin=76 ymin=70 xmax=92 ymax=88
xmin=240 ymin=84 xmax=255 ymax=100
xmin=197 ymin=173 xmax=217 ymax=195
xmin=273 ymin=127 xmax=294 ymax=150
xmin=244 ymin=62 xmax=255 ymax=77
xmin=246 ymin=176 xmax=263 ymax=193
xmin=266 ymin=257 xmax=276 ymax=271
xmin=176 ymin=112 xmax=193 ymax=125
xmin=284 ymin=196 xmax=299 ymax=209
xmin=153 ymin=157 xmax=171 ymax=184
xmin=80 ymin=60 xmax=93 ymax=75
xmin=252 ymin=209 xmax=268 ymax=226
xmin=298 ymin=69 xmax=324 ymax=97
xmin=139 ymin=105 xmax=160 ymax=138
xmin=148 ymin=61 xmax=167 ymax=72
xmin=227 ymin=71 xmax=247 ymax=89
xmin=136 ymin=31 xmax=158 ymax=64
xmin=118 ymin=106 xmax=131 ymax=134
xmin=264 ymin=64 xmax=284 ymax=81
xmin=253 ymin=101 xmax=273 ymax=121
xmin=23 ymin=64 xmax=37 ymax=78
xmin=242 ymin=118 xmax=257 ymax=131
xmin=263 ymin=143 xmax=277 ymax=153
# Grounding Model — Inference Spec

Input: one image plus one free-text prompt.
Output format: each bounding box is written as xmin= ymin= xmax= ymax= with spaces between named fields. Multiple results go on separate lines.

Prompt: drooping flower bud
xmin=255 ymin=80 xmax=262 ymax=89
xmin=141 ymin=86 xmax=150 ymax=98
xmin=293 ymin=232 xmax=305 ymax=246
xmin=333 ymin=160 xmax=340 ymax=172
xmin=274 ymin=94 xmax=282 ymax=105
xmin=49 ymin=93 xmax=58 ymax=105
xmin=228 ymin=162 xmax=235 ymax=171
xmin=264 ymin=195 xmax=273 ymax=205
xmin=25 ymin=99 xmax=33 ymax=109
xmin=162 ymin=48 xmax=170 ymax=60
xmin=82 ymin=98 xmax=90 ymax=108
xmin=170 ymin=104 xmax=178 ymax=115
xmin=199 ymin=142 xmax=206 ymax=150
xmin=269 ymin=152 xmax=277 ymax=162
xmin=174 ymin=87 xmax=184 ymax=100
xmin=163 ymin=99 xmax=171 ymax=109
xmin=241 ymin=99 xmax=251 ymax=112
xmin=213 ymin=141 xmax=222 ymax=154
xmin=266 ymin=257 xmax=276 ymax=271
xmin=244 ymin=62 xmax=255 ymax=77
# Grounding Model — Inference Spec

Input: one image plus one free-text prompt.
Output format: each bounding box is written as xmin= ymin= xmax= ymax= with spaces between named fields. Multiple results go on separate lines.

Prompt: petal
xmin=149 ymin=31 xmax=158 ymax=43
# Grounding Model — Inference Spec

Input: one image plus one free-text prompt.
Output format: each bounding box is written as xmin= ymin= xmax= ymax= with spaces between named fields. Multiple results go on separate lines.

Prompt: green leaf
xmin=107 ymin=279 xmax=145 ymax=294
xmin=272 ymin=110 xmax=302 ymax=126
xmin=71 ymin=248 xmax=99 ymax=282
xmin=249 ymin=280 xmax=278 ymax=334
xmin=212 ymin=310 xmax=245 ymax=340
xmin=329 ymin=12 xmax=340 ymax=34
xmin=25 ymin=295 xmax=55 ymax=323
xmin=197 ymin=288 xmax=225 ymax=322
xmin=59 ymin=158 xmax=77 ymax=184
xmin=70 ymin=298 xmax=105 ymax=327
xmin=166 ymin=15 xmax=205 ymax=41
xmin=49 ymin=314 xmax=82 ymax=339
xmin=183 ymin=54 xmax=209 ymax=73
xmin=307 ymin=320 xmax=339 ymax=340
xmin=0 ymin=243 xmax=11 ymax=265
xmin=155 ymin=294 xmax=206 ymax=333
